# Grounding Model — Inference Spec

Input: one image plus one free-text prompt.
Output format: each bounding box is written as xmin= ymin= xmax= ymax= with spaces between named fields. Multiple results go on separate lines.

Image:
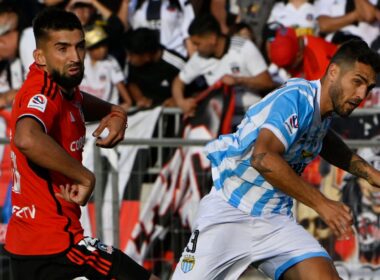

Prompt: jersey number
xmin=11 ymin=151 xmax=21 ymax=193
xmin=185 ymin=230 xmax=199 ymax=253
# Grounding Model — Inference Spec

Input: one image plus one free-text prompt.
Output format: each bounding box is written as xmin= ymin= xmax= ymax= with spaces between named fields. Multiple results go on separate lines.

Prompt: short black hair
xmin=33 ymin=8 xmax=83 ymax=47
xmin=123 ymin=28 xmax=161 ymax=54
xmin=330 ymin=39 xmax=380 ymax=73
xmin=188 ymin=14 xmax=221 ymax=37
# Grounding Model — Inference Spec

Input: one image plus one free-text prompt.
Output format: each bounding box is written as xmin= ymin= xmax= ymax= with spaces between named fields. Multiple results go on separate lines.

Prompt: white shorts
xmin=172 ymin=190 xmax=330 ymax=280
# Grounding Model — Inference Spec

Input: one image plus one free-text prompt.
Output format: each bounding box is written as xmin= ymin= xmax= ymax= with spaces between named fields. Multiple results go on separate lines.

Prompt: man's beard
xmin=330 ymin=82 xmax=350 ymax=118
xmin=51 ymin=67 xmax=84 ymax=90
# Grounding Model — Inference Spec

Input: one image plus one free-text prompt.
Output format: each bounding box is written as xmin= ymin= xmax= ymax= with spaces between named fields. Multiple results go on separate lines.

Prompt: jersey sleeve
xmin=242 ymin=41 xmax=268 ymax=76
xmin=179 ymin=53 xmax=202 ymax=84
xmin=267 ymin=3 xmax=283 ymax=23
xmin=261 ymin=90 xmax=314 ymax=151
xmin=17 ymin=91 xmax=59 ymax=133
xmin=109 ymin=57 xmax=125 ymax=85
xmin=314 ymin=0 xmax=332 ymax=18
xmin=179 ymin=0 xmax=195 ymax=39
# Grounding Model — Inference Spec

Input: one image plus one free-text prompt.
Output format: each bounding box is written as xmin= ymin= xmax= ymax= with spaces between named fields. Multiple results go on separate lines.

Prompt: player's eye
xmin=58 ymin=47 xmax=67 ymax=53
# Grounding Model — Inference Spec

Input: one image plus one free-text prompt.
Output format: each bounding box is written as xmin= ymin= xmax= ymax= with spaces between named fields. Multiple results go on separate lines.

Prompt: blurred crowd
xmin=1 ymin=0 xmax=380 ymax=125
xmin=1 ymin=1 xmax=380 ymax=277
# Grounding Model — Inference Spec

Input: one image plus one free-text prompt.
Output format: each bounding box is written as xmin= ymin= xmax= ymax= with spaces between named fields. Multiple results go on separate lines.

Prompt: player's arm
xmin=14 ymin=117 xmax=95 ymax=205
xmin=317 ymin=11 xmax=359 ymax=33
xmin=127 ymin=82 xmax=153 ymax=108
xmin=172 ymin=75 xmax=197 ymax=117
xmin=252 ymin=128 xmax=353 ymax=238
xmin=354 ymin=0 xmax=376 ymax=22
xmin=320 ymin=128 xmax=380 ymax=187
xmin=115 ymin=81 xmax=132 ymax=111
xmin=82 ymin=91 xmax=127 ymax=148
xmin=221 ymin=71 xmax=277 ymax=94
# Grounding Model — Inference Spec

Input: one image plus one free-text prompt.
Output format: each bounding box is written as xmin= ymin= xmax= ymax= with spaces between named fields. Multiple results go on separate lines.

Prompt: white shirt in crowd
xmin=0 ymin=58 xmax=23 ymax=93
xmin=19 ymin=27 xmax=36 ymax=76
xmin=315 ymin=0 xmax=380 ymax=45
xmin=80 ymin=54 xmax=125 ymax=105
xmin=267 ymin=1 xmax=318 ymax=35
xmin=179 ymin=36 xmax=268 ymax=107
xmin=130 ymin=0 xmax=194 ymax=57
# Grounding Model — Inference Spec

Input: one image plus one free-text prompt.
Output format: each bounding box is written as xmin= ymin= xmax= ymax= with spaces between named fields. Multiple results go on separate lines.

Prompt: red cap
xmin=269 ymin=27 xmax=299 ymax=68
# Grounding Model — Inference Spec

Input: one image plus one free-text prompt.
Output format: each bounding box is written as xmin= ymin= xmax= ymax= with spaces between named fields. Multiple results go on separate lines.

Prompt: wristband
xmin=109 ymin=111 xmax=127 ymax=127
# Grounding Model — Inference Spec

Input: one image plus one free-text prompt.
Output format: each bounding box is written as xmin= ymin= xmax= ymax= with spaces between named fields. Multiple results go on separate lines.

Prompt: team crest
xmin=99 ymin=74 xmax=107 ymax=82
xmin=284 ymin=114 xmax=299 ymax=135
xmin=306 ymin=13 xmax=314 ymax=21
xmin=230 ymin=63 xmax=240 ymax=74
xmin=181 ymin=255 xmax=195 ymax=273
xmin=27 ymin=94 xmax=47 ymax=112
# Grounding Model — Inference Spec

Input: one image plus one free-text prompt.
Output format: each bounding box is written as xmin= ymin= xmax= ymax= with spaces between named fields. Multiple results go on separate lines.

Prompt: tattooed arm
xmin=252 ymin=128 xmax=353 ymax=238
xmin=320 ymin=129 xmax=380 ymax=187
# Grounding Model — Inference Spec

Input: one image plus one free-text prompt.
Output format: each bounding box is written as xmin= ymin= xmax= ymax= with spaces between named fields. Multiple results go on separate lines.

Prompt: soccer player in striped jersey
xmin=4 ymin=8 xmax=158 ymax=280
xmin=173 ymin=39 xmax=380 ymax=279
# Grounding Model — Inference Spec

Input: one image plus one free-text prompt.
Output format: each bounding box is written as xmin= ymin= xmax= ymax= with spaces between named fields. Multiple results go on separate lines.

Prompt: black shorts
xmin=9 ymin=237 xmax=151 ymax=280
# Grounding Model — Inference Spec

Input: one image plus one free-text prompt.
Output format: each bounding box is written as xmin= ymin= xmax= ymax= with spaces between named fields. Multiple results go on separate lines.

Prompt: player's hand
xmin=315 ymin=198 xmax=354 ymax=240
xmin=93 ymin=110 xmax=127 ymax=148
xmin=136 ymin=96 xmax=153 ymax=108
xmin=56 ymin=183 xmax=94 ymax=206
xmin=120 ymin=102 xmax=130 ymax=112
xmin=177 ymin=98 xmax=197 ymax=117
xmin=162 ymin=97 xmax=176 ymax=107
xmin=220 ymin=74 xmax=237 ymax=86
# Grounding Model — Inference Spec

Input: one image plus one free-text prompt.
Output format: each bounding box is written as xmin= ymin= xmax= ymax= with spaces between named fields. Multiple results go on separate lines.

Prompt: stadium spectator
xmin=267 ymin=0 xmax=318 ymax=36
xmin=0 ymin=3 xmax=26 ymax=107
xmin=3 ymin=8 xmax=158 ymax=280
xmin=229 ymin=21 xmax=256 ymax=42
xmin=125 ymin=28 xmax=186 ymax=108
xmin=80 ymin=24 xmax=131 ymax=111
xmin=268 ymin=25 xmax=337 ymax=80
xmin=66 ymin=0 xmax=126 ymax=66
xmin=172 ymin=14 xmax=276 ymax=123
xmin=315 ymin=0 xmax=380 ymax=45
xmin=172 ymin=38 xmax=380 ymax=280
xmin=210 ymin=0 xmax=240 ymax=34
xmin=124 ymin=0 xmax=195 ymax=57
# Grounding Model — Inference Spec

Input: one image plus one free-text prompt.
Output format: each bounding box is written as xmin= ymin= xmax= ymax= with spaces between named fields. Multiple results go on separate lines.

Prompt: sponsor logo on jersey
xmin=27 ymin=94 xmax=47 ymax=112
xmin=284 ymin=114 xmax=299 ymax=135
xmin=70 ymin=135 xmax=85 ymax=152
xmin=181 ymin=255 xmax=195 ymax=273
xmin=12 ymin=204 xmax=36 ymax=219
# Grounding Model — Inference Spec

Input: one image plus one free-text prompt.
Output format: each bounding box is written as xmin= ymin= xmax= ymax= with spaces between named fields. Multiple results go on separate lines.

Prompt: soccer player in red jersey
xmin=4 ymin=8 xmax=159 ymax=280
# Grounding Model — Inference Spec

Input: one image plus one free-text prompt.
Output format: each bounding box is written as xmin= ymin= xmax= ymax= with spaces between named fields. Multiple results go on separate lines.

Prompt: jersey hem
xmin=2 ymin=244 xmax=71 ymax=259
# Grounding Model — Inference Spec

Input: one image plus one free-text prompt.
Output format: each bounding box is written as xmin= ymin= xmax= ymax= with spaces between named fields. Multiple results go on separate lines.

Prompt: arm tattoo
xmin=251 ymin=153 xmax=272 ymax=173
xmin=349 ymin=158 xmax=370 ymax=180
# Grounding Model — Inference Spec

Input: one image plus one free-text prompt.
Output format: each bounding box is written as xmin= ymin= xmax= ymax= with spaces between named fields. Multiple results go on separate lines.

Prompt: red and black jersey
xmin=5 ymin=63 xmax=86 ymax=257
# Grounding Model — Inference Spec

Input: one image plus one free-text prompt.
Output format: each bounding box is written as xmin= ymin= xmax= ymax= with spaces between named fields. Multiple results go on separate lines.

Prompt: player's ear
xmin=33 ymin=49 xmax=46 ymax=66
xmin=327 ymin=63 xmax=340 ymax=83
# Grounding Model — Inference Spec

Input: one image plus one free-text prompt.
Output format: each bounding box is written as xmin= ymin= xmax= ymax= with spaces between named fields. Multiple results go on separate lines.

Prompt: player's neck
xmin=319 ymin=76 xmax=333 ymax=119
xmin=60 ymin=86 xmax=75 ymax=99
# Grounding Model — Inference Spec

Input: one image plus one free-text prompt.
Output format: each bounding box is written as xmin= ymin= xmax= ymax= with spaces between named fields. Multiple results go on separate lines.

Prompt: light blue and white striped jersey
xmin=205 ymin=78 xmax=332 ymax=217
